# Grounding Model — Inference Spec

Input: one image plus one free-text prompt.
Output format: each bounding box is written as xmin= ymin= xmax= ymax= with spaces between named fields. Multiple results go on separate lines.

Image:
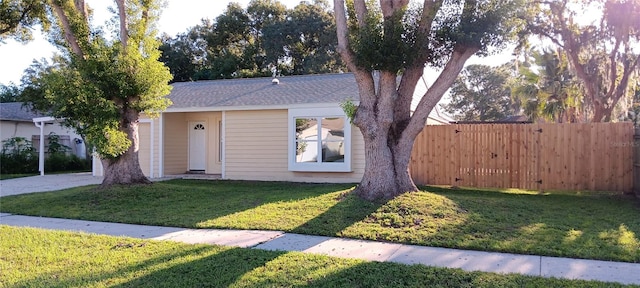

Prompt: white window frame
xmin=288 ymin=107 xmax=352 ymax=172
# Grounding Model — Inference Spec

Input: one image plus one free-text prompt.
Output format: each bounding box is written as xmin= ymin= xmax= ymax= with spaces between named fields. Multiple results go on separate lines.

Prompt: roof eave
xmin=164 ymin=101 xmax=360 ymax=113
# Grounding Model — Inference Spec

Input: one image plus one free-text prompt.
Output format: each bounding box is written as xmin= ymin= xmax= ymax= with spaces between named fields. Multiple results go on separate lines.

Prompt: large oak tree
xmin=21 ymin=0 xmax=172 ymax=187
xmin=334 ymin=0 xmax=526 ymax=200
xmin=529 ymin=0 xmax=640 ymax=122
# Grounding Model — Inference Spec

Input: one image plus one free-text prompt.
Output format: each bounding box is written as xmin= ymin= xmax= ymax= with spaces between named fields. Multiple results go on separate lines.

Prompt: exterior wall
xmin=162 ymin=112 xmax=222 ymax=175
xmin=138 ymin=122 xmax=151 ymax=176
xmin=137 ymin=118 xmax=162 ymax=178
xmin=0 ymin=120 xmax=84 ymax=157
xmin=224 ymin=109 xmax=364 ymax=183
xmin=162 ymin=112 xmax=188 ymax=175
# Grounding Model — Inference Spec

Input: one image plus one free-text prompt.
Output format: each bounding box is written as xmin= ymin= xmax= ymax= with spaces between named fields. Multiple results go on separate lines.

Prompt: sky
xmin=0 ymin=0 xmax=604 ymax=87
xmin=0 ymin=0 xmax=304 ymax=85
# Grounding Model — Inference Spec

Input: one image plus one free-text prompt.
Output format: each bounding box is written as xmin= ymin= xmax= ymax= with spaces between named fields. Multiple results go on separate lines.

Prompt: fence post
xmin=635 ymin=127 xmax=640 ymax=198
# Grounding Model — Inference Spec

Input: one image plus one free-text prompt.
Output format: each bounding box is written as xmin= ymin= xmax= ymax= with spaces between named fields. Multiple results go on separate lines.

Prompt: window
xmin=288 ymin=107 xmax=351 ymax=172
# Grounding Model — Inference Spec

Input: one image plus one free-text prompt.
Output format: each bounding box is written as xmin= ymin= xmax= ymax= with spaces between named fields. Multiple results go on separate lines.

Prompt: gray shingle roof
xmin=0 ymin=102 xmax=46 ymax=122
xmin=168 ymin=73 xmax=360 ymax=109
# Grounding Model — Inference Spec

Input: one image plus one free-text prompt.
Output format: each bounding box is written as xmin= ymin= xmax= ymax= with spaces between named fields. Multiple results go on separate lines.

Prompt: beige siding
xmin=163 ymin=113 xmax=188 ymax=175
xmin=225 ymin=110 xmax=364 ymax=183
xmin=162 ymin=112 xmax=222 ymax=175
xmin=138 ymin=122 xmax=151 ymax=176
xmin=151 ymin=118 xmax=161 ymax=177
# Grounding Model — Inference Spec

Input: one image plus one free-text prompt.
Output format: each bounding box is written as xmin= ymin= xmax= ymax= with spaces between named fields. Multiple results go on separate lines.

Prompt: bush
xmin=1 ymin=135 xmax=90 ymax=175
xmin=1 ymin=137 xmax=38 ymax=174
xmin=45 ymin=153 xmax=91 ymax=172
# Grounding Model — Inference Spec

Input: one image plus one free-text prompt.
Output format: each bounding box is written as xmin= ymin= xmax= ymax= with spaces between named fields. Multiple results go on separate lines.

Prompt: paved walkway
xmin=0 ymin=173 xmax=216 ymax=197
xmin=1 ymin=174 xmax=639 ymax=285
xmin=0 ymin=173 xmax=103 ymax=196
xmin=2 ymin=214 xmax=639 ymax=285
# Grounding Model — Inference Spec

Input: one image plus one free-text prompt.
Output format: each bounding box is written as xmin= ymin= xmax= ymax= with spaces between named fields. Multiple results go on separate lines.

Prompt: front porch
xmin=162 ymin=173 xmax=222 ymax=181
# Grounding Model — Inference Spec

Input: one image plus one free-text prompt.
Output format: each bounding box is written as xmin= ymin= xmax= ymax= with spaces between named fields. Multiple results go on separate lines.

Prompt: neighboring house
xmin=426 ymin=106 xmax=455 ymax=125
xmin=92 ymin=73 xmax=450 ymax=183
xmin=450 ymin=115 xmax=534 ymax=124
xmin=0 ymin=102 xmax=85 ymax=157
xmin=500 ymin=115 xmax=531 ymax=123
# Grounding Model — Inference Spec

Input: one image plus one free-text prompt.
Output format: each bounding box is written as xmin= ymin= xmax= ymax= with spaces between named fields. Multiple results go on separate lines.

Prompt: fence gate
xmin=452 ymin=124 xmax=542 ymax=190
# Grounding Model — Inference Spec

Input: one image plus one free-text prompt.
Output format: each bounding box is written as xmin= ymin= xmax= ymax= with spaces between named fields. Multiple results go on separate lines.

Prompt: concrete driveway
xmin=0 ymin=173 xmax=103 ymax=197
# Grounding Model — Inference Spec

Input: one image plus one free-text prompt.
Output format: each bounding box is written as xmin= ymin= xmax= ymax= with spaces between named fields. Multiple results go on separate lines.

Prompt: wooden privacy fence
xmin=410 ymin=122 xmax=634 ymax=192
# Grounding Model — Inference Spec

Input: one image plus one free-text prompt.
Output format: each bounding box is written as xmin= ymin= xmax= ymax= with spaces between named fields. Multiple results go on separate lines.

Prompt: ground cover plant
xmin=1 ymin=226 xmax=633 ymax=288
xmin=1 ymin=180 xmax=639 ymax=262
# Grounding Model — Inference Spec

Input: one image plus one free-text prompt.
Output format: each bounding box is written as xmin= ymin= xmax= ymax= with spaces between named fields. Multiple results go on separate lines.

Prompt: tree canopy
xmin=159 ymin=0 xmax=343 ymax=82
xmin=20 ymin=0 xmax=172 ymax=186
xmin=0 ymin=83 xmax=21 ymax=103
xmin=0 ymin=0 xmax=49 ymax=43
xmin=442 ymin=64 xmax=518 ymax=121
xmin=526 ymin=0 xmax=640 ymax=122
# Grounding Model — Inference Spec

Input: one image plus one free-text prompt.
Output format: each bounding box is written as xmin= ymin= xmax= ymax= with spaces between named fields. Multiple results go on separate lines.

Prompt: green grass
xmin=1 ymin=226 xmax=633 ymax=288
xmin=0 ymin=173 xmax=38 ymax=180
xmin=2 ymin=179 xmax=639 ymax=262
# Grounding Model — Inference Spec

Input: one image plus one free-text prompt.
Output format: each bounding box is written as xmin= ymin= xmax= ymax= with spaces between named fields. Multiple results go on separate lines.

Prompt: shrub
xmin=0 ymin=135 xmax=90 ymax=175
xmin=45 ymin=153 xmax=91 ymax=172
xmin=0 ymin=137 xmax=38 ymax=174
xmin=44 ymin=132 xmax=90 ymax=172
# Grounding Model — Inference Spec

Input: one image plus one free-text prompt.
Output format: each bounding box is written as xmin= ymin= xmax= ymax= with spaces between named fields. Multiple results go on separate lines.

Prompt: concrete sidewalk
xmin=2 ymin=213 xmax=639 ymax=285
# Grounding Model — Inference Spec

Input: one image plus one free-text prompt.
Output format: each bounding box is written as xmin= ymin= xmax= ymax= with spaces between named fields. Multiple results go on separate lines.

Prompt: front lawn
xmin=0 ymin=226 xmax=630 ymax=287
xmin=0 ymin=173 xmax=38 ymax=180
xmin=1 ymin=179 xmax=639 ymax=262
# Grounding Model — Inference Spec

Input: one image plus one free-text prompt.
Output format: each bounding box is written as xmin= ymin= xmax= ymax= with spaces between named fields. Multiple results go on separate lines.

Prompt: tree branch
xmin=380 ymin=0 xmax=409 ymax=18
xmin=605 ymin=36 xmax=622 ymax=101
xmin=115 ymin=0 xmax=128 ymax=50
xmin=393 ymin=1 xmax=443 ymax=132
xmin=51 ymin=3 xmax=84 ymax=58
xmin=354 ymin=0 xmax=367 ymax=29
xmin=0 ymin=1 xmax=35 ymax=35
xmin=334 ymin=0 xmax=357 ymax=72
xmin=612 ymin=55 xmax=640 ymax=107
xmin=334 ymin=0 xmax=376 ymax=129
xmin=403 ymin=45 xmax=479 ymax=141
xmin=74 ymin=0 xmax=87 ymax=20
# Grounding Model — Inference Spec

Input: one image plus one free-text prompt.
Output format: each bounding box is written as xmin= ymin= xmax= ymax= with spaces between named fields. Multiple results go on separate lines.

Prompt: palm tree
xmin=512 ymin=49 xmax=582 ymax=123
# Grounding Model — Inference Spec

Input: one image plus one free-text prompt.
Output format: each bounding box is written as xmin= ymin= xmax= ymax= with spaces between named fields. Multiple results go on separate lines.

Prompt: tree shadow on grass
xmin=300 ymin=261 xmax=611 ymax=288
xmin=11 ymin=243 xmax=285 ymax=288
xmin=291 ymin=191 xmax=384 ymax=237
xmin=9 ymin=242 xmax=212 ymax=287
xmin=0 ymin=180 xmax=358 ymax=229
xmin=408 ymin=185 xmax=640 ymax=262
xmin=113 ymin=247 xmax=285 ymax=288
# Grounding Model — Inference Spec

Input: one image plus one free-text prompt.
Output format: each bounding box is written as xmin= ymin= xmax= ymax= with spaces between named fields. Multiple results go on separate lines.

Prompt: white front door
xmin=189 ymin=121 xmax=206 ymax=171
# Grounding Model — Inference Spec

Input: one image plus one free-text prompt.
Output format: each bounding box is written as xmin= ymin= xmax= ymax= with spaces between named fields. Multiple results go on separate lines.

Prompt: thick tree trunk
xmin=334 ymin=0 xmax=478 ymax=201
xmin=99 ymin=109 xmax=150 ymax=188
xmin=354 ymin=128 xmax=418 ymax=201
